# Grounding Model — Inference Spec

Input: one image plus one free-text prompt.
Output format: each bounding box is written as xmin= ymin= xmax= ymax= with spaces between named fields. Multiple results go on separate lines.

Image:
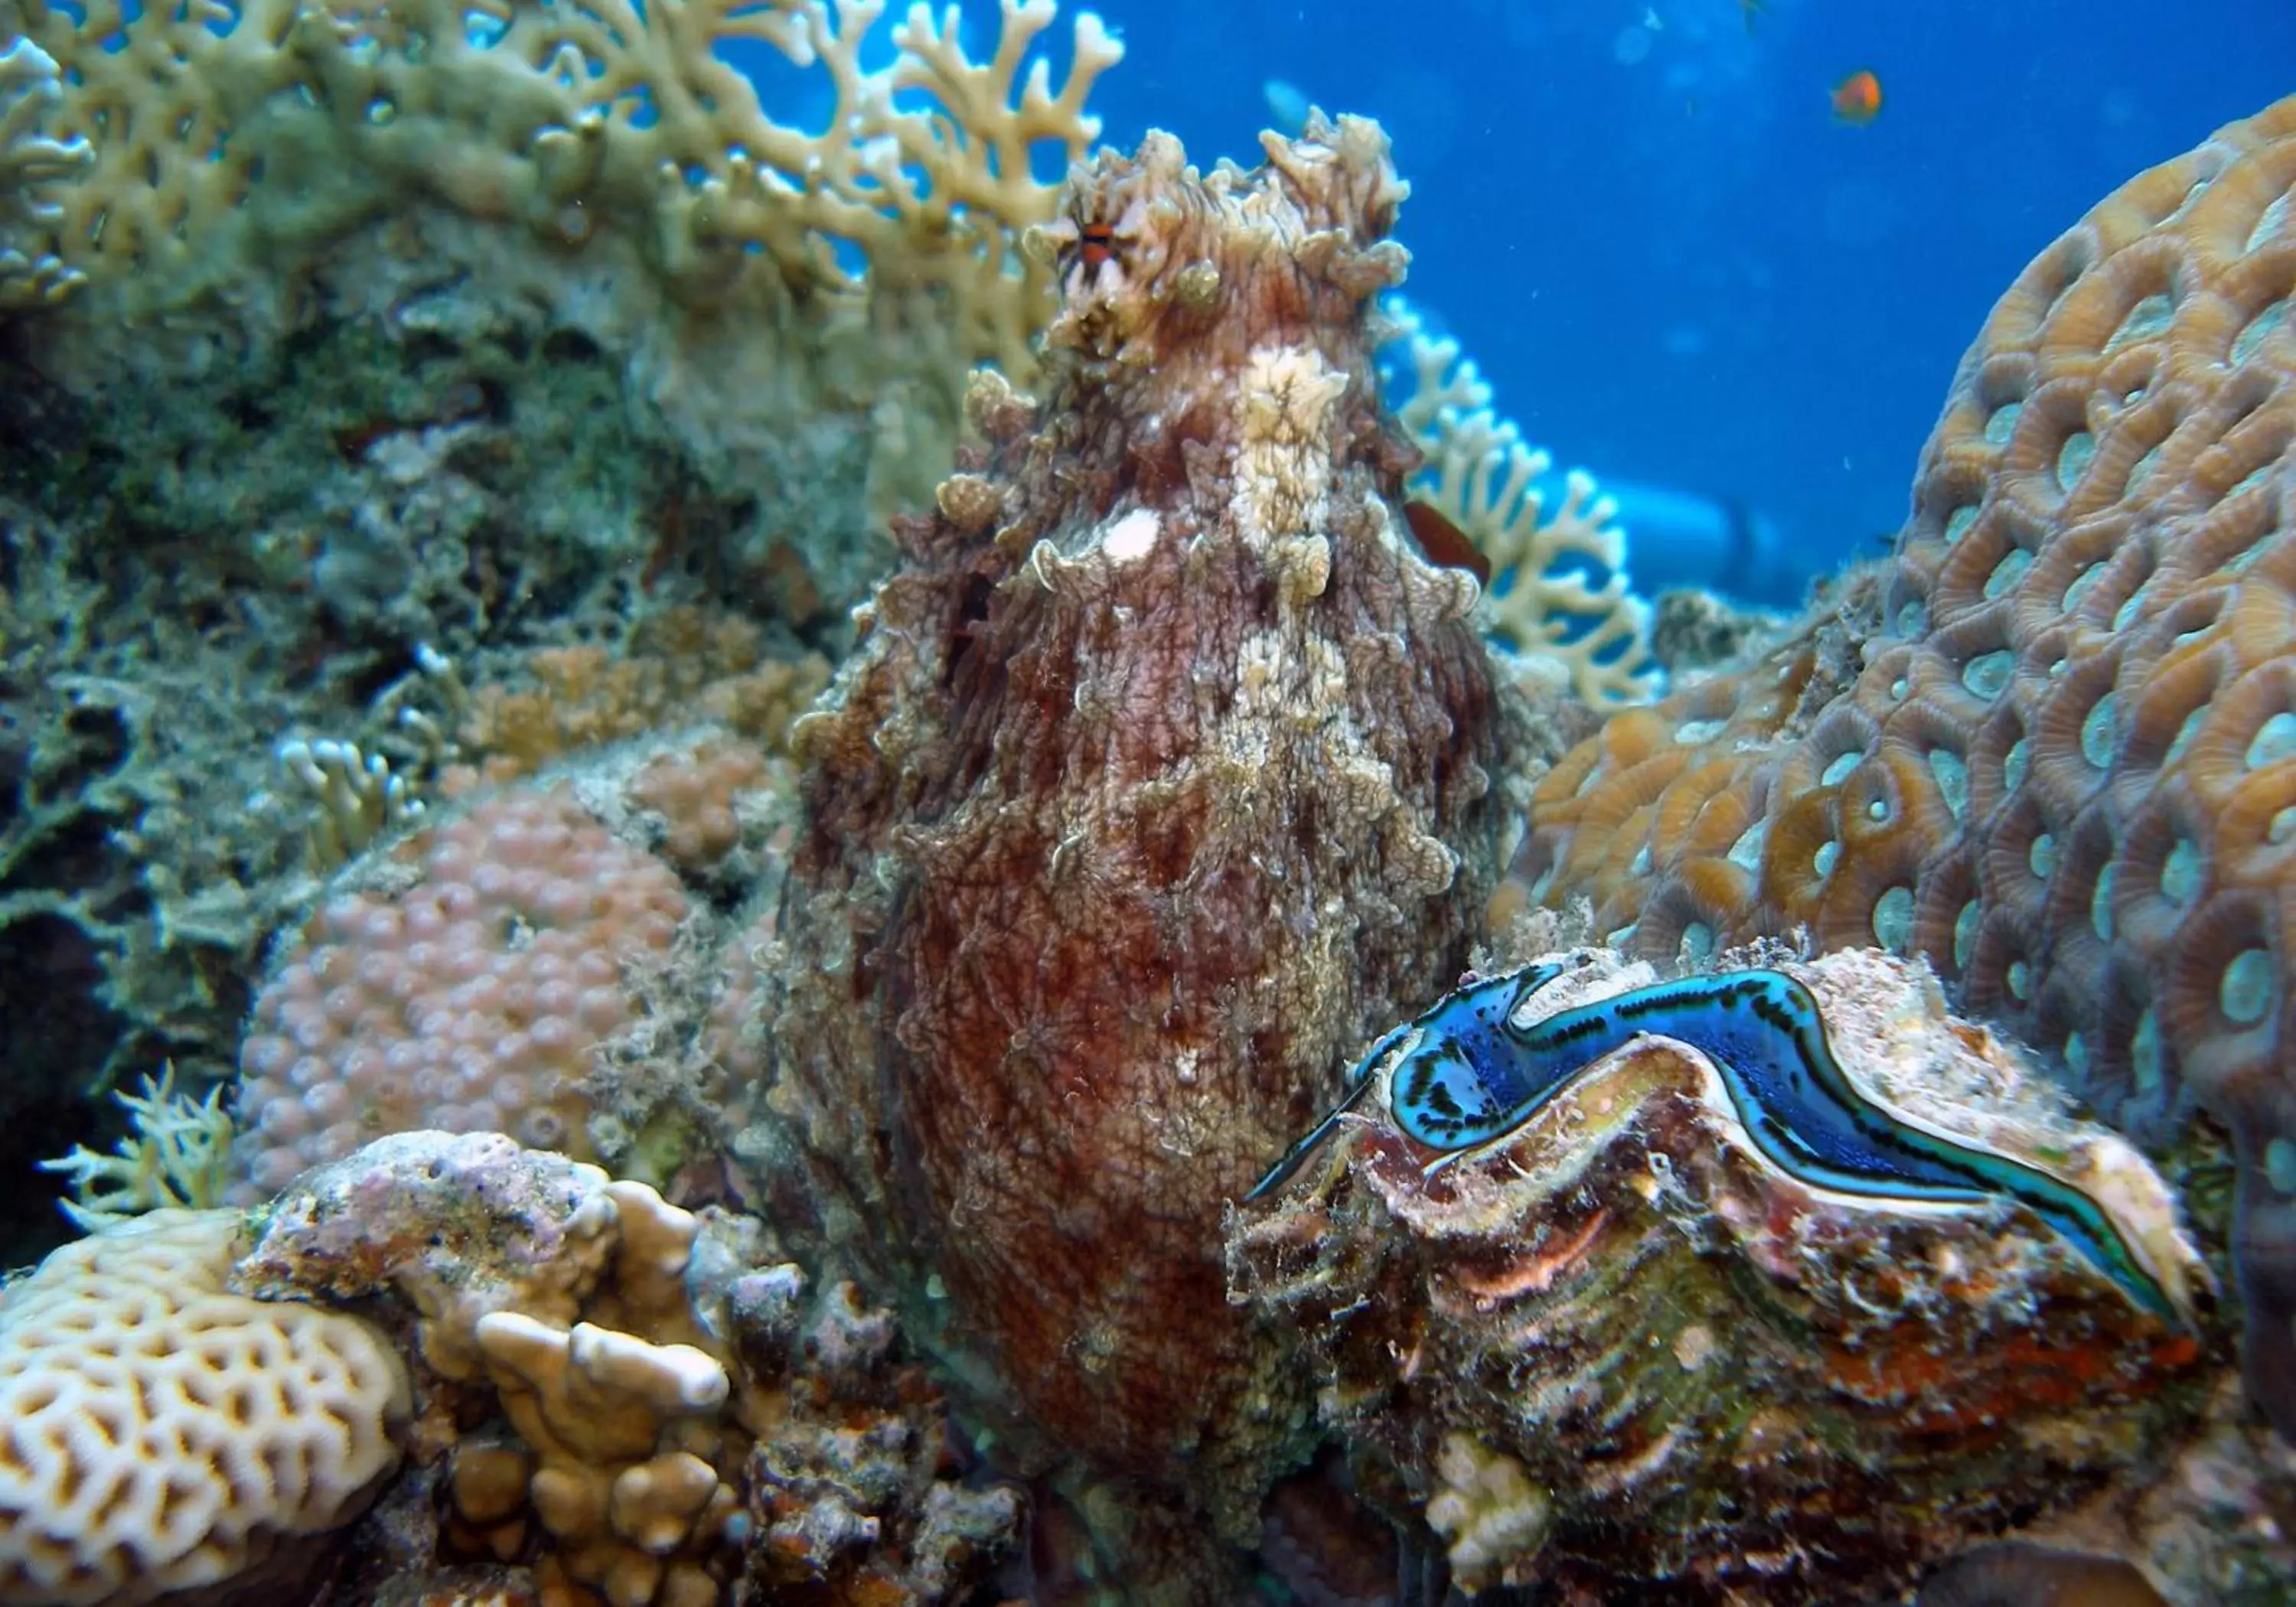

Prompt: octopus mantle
xmin=760 ymin=115 xmax=1521 ymax=1536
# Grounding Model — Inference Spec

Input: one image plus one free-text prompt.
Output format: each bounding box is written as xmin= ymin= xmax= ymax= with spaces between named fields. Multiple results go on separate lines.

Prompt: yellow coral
xmin=0 ymin=37 xmax=88 ymax=308
xmin=0 ymin=1211 xmax=410 ymax=1607
xmin=5 ymin=0 xmax=1119 ymax=375
xmin=452 ymin=610 xmax=829 ymax=790
xmin=37 ymin=1064 xmax=235 ymax=1229
xmin=1387 ymin=298 xmax=1658 ymax=706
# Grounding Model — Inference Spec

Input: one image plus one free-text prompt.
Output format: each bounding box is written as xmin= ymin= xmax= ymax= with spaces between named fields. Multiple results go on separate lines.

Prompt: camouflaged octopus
xmin=758 ymin=115 xmax=1528 ymax=1596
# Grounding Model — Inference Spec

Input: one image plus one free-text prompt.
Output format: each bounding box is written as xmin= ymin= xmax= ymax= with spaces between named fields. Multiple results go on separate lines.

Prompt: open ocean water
xmin=1056 ymin=0 xmax=2296 ymax=605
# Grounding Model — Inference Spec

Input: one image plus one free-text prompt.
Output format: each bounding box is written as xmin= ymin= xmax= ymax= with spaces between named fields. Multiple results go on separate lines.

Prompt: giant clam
xmin=1231 ymin=944 xmax=2213 ymax=1602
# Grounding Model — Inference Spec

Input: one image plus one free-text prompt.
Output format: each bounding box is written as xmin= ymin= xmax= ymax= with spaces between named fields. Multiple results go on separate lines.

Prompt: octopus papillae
xmin=756 ymin=115 xmax=2260 ymax=1602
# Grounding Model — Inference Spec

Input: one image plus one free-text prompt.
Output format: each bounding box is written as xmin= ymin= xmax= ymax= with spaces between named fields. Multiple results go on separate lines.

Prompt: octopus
xmin=758 ymin=113 xmax=1528 ymax=1596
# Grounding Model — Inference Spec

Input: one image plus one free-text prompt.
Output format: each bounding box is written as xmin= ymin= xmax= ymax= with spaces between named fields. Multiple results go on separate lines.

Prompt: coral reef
xmin=231 ymin=1130 xmax=1016 ymax=1607
xmin=761 ymin=112 xmax=1529 ymax=1589
xmin=1232 ymin=944 xmax=2215 ymax=1602
xmin=0 ymin=1208 xmax=411 ymax=1606
xmin=230 ymin=729 xmax=802 ymax=1199
xmin=1512 ymin=92 xmax=2296 ymax=1436
xmin=0 ymin=0 xmax=1112 ymax=1235
xmin=447 ymin=609 xmax=830 ymax=793
xmin=230 ymin=782 xmax=693 ymax=1194
xmin=1383 ymin=297 xmax=1659 ymax=706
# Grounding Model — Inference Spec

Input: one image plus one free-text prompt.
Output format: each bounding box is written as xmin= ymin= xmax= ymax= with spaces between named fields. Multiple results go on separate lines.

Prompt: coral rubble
xmin=1233 ymin=945 xmax=2214 ymax=1602
xmin=1512 ymin=90 xmax=2296 ymax=1438
xmin=234 ymin=1131 xmax=1014 ymax=1607
xmin=762 ymin=112 xmax=1528 ymax=1583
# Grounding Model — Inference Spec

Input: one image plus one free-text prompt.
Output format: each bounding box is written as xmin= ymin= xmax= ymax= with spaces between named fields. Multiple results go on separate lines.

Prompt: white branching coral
xmin=276 ymin=736 xmax=429 ymax=870
xmin=38 ymin=1065 xmax=235 ymax=1230
xmin=0 ymin=37 xmax=90 ymax=309
xmin=1383 ymin=297 xmax=1659 ymax=707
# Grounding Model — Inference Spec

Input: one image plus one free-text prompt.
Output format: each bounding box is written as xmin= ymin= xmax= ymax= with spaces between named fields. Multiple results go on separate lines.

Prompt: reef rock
xmin=759 ymin=112 xmax=1522 ymax=1568
xmin=1232 ymin=945 xmax=2215 ymax=1604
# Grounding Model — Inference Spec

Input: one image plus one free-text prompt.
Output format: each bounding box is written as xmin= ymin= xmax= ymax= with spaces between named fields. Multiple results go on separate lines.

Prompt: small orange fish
xmin=1830 ymin=69 xmax=1883 ymax=125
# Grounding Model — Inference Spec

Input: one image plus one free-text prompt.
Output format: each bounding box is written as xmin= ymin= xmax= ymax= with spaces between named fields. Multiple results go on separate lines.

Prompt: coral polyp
xmin=1231 ymin=946 xmax=2213 ymax=1602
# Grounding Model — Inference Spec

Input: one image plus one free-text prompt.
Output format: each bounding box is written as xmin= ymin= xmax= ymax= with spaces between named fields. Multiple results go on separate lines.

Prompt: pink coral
xmin=232 ymin=786 xmax=688 ymax=1197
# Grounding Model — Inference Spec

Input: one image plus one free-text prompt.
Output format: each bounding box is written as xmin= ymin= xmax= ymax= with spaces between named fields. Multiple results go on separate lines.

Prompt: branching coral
xmin=1510 ymin=92 xmax=2296 ymax=1439
xmin=4 ymin=0 xmax=1117 ymax=367
xmin=0 ymin=37 xmax=87 ymax=310
xmin=1384 ymin=298 xmax=1658 ymax=706
xmin=38 ymin=1064 xmax=235 ymax=1229
xmin=232 ymin=1131 xmax=1021 ymax=1606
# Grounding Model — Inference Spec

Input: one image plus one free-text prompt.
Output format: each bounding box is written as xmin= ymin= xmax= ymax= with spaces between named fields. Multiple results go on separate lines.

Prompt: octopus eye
xmin=1075 ymin=222 xmax=1117 ymax=271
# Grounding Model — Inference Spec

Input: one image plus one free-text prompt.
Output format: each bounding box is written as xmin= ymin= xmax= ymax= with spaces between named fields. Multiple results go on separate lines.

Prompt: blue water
xmin=1052 ymin=1 xmax=2295 ymax=601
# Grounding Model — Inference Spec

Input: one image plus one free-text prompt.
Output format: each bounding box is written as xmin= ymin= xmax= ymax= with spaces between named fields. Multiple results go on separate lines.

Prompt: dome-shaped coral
xmin=1512 ymin=90 xmax=2296 ymax=1439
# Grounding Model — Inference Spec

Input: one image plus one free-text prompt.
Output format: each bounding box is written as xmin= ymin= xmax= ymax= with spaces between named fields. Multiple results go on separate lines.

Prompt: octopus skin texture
xmin=758 ymin=112 xmax=1528 ymax=1578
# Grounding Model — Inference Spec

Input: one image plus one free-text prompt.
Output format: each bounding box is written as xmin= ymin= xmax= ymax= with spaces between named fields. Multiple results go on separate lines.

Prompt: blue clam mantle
xmin=1248 ymin=962 xmax=2184 ymax=1325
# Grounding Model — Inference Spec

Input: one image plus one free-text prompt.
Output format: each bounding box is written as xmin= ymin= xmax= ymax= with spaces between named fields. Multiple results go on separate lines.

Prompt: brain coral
xmin=0 ymin=1209 xmax=410 ymax=1607
xmin=763 ymin=113 xmax=1524 ymax=1589
xmin=1512 ymin=94 xmax=2296 ymax=1435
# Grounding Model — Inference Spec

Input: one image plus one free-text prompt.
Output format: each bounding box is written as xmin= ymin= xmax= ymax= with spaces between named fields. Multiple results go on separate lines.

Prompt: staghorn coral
xmin=1383 ymin=297 xmax=1659 ymax=706
xmin=1511 ymin=92 xmax=2296 ymax=1437
xmin=762 ymin=114 xmax=1525 ymax=1593
xmin=0 ymin=1208 xmax=412 ymax=1607
xmin=1231 ymin=945 xmax=2215 ymax=1603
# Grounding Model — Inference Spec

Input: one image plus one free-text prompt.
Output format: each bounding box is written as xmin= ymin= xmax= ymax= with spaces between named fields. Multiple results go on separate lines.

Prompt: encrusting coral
xmin=231 ymin=725 xmax=802 ymax=1201
xmin=762 ymin=112 xmax=1528 ymax=1591
xmin=230 ymin=783 xmax=692 ymax=1195
xmin=227 ymin=1130 xmax=1019 ymax=1607
xmin=1512 ymin=90 xmax=2296 ymax=1440
xmin=1233 ymin=944 xmax=2214 ymax=1602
